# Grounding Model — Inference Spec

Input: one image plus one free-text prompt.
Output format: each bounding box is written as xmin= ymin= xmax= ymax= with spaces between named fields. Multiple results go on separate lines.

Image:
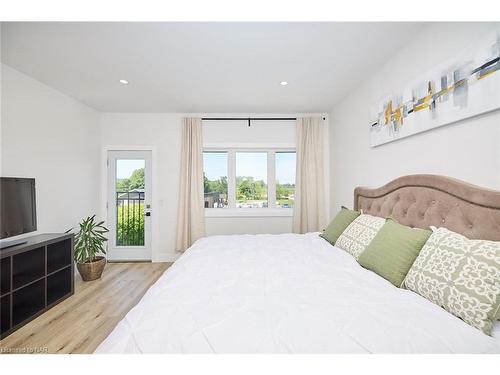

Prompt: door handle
xmin=145 ymin=212 xmax=151 ymax=217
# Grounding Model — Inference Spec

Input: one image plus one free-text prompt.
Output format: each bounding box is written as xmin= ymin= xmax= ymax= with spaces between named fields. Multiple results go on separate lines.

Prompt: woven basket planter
xmin=77 ymin=256 xmax=106 ymax=281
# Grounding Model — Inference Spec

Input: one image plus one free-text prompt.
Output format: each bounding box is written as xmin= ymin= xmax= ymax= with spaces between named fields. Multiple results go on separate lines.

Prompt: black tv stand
xmin=1 ymin=233 xmax=74 ymax=339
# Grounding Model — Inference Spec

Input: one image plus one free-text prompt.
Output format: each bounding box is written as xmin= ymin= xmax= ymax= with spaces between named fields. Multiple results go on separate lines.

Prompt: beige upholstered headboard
xmin=354 ymin=174 xmax=500 ymax=241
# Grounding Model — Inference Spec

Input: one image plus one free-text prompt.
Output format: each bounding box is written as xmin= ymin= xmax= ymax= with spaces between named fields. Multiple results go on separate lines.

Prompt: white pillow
xmin=404 ymin=227 xmax=500 ymax=335
xmin=334 ymin=214 xmax=385 ymax=260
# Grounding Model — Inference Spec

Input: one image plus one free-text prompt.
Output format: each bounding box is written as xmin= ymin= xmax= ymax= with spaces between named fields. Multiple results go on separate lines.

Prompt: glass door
xmin=107 ymin=150 xmax=152 ymax=261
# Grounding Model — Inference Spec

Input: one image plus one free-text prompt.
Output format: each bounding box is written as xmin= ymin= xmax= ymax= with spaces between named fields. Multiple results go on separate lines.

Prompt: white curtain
xmin=176 ymin=118 xmax=205 ymax=252
xmin=292 ymin=117 xmax=326 ymax=234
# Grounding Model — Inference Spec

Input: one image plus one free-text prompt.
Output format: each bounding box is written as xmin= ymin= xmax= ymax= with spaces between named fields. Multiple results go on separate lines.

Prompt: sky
xmin=236 ymin=152 xmax=267 ymax=182
xmin=203 ymin=152 xmax=296 ymax=184
xmin=115 ymin=153 xmax=296 ymax=184
xmin=116 ymin=159 xmax=145 ymax=179
xmin=203 ymin=152 xmax=228 ymax=181
xmin=275 ymin=152 xmax=296 ymax=184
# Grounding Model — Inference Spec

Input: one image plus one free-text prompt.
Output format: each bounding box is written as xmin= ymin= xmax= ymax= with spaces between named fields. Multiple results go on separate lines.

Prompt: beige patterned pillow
xmin=334 ymin=214 xmax=385 ymax=260
xmin=403 ymin=227 xmax=500 ymax=335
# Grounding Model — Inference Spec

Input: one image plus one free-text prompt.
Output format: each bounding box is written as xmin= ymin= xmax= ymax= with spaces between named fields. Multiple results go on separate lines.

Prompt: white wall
xmin=0 ymin=64 xmax=101 ymax=237
xmin=206 ymin=216 xmax=293 ymax=235
xmin=329 ymin=22 xmax=500 ymax=217
xmin=203 ymin=119 xmax=296 ymax=146
xmin=100 ymin=113 xmax=329 ymax=262
xmin=99 ymin=113 xmax=183 ymax=262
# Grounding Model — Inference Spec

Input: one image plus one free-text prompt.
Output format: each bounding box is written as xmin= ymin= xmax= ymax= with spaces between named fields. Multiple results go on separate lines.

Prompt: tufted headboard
xmin=354 ymin=174 xmax=500 ymax=241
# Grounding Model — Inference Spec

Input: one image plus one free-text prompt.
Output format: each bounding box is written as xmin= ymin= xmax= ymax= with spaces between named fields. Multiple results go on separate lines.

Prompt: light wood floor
xmin=0 ymin=262 xmax=171 ymax=354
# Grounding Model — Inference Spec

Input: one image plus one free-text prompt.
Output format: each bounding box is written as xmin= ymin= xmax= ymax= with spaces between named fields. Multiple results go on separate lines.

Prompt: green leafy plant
xmin=117 ymin=203 xmax=145 ymax=246
xmin=70 ymin=215 xmax=109 ymax=264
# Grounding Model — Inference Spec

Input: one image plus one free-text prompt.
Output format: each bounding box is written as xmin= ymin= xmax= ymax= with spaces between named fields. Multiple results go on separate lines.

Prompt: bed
xmin=96 ymin=175 xmax=500 ymax=353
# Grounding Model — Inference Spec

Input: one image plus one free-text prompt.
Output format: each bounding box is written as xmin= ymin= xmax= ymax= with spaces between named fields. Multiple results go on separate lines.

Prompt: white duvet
xmin=96 ymin=233 xmax=500 ymax=353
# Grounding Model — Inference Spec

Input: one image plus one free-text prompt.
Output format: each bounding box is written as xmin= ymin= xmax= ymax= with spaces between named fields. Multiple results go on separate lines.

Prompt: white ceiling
xmin=1 ymin=22 xmax=424 ymax=113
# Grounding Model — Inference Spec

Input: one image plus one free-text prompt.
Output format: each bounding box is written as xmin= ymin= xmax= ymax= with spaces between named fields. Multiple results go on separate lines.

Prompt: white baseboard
xmin=152 ymin=252 xmax=181 ymax=263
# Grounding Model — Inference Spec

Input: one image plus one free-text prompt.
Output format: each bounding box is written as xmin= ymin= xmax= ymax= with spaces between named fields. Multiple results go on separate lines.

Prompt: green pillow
xmin=358 ymin=218 xmax=431 ymax=287
xmin=320 ymin=206 xmax=361 ymax=245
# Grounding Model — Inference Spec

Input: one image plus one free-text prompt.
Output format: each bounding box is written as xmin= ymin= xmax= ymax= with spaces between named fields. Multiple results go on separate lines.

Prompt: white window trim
xmin=204 ymin=208 xmax=293 ymax=218
xmin=204 ymin=147 xmax=295 ymax=217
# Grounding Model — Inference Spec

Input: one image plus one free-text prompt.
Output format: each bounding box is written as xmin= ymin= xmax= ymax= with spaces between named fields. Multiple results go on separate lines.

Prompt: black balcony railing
xmin=116 ymin=191 xmax=145 ymax=246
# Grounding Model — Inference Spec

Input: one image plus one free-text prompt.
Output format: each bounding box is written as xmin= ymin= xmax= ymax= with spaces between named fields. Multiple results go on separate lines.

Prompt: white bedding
xmin=96 ymin=233 xmax=500 ymax=353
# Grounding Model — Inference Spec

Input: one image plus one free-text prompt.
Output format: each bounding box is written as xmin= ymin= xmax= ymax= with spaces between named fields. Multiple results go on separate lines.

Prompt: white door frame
xmin=101 ymin=145 xmax=157 ymax=262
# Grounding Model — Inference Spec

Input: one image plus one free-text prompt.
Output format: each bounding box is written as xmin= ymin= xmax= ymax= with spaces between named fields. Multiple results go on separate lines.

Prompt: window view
xmin=203 ymin=149 xmax=295 ymax=210
xmin=203 ymin=152 xmax=228 ymax=208
xmin=276 ymin=152 xmax=296 ymax=208
xmin=116 ymin=159 xmax=145 ymax=246
xmin=236 ymin=152 xmax=268 ymax=208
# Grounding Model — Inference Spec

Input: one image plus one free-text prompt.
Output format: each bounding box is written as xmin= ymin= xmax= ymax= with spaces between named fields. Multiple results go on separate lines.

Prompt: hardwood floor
xmin=0 ymin=262 xmax=171 ymax=354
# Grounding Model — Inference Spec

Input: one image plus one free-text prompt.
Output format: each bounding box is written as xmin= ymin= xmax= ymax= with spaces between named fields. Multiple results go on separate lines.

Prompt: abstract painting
xmin=370 ymin=28 xmax=500 ymax=147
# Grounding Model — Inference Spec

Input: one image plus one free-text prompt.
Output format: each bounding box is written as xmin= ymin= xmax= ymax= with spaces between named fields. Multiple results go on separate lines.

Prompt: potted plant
xmin=70 ymin=215 xmax=109 ymax=281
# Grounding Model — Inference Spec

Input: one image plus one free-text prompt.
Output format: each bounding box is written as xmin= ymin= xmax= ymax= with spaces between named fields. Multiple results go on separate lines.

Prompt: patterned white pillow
xmin=403 ymin=227 xmax=500 ymax=335
xmin=334 ymin=214 xmax=385 ymax=260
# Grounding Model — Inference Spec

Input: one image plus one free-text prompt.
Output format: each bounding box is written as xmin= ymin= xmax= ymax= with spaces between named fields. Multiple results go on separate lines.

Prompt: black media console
xmin=0 ymin=233 xmax=74 ymax=339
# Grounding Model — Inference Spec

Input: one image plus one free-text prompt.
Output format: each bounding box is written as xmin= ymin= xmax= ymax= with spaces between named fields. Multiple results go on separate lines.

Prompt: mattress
xmin=95 ymin=232 xmax=500 ymax=353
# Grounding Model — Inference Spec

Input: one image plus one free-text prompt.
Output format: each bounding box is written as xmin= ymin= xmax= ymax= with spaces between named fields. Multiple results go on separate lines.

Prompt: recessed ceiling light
xmin=280 ymin=81 xmax=288 ymax=86
xmin=119 ymin=79 xmax=129 ymax=85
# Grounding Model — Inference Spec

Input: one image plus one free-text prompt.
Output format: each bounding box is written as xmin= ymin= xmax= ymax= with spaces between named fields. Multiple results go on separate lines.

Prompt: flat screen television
xmin=0 ymin=177 xmax=37 ymax=242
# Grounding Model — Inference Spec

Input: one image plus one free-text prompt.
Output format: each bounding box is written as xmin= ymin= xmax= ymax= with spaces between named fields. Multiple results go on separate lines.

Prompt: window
xmin=115 ymin=159 xmax=145 ymax=246
xmin=236 ymin=152 xmax=268 ymax=208
xmin=275 ymin=152 xmax=296 ymax=208
xmin=203 ymin=150 xmax=296 ymax=211
xmin=203 ymin=152 xmax=228 ymax=208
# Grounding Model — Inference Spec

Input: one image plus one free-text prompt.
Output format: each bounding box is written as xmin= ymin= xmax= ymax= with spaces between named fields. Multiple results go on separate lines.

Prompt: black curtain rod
xmin=201 ymin=117 xmax=326 ymax=121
